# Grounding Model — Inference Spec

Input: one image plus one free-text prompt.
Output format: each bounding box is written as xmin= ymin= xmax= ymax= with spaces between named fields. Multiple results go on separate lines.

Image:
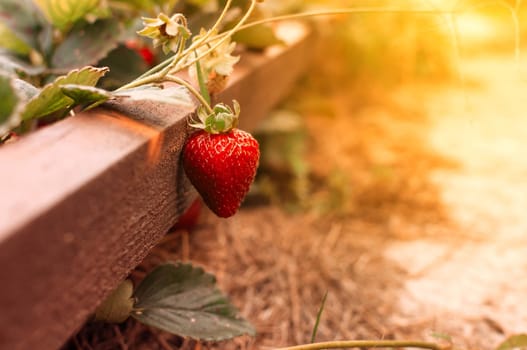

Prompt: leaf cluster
xmin=0 ymin=0 xmax=281 ymax=140
xmin=0 ymin=0 xmax=162 ymax=137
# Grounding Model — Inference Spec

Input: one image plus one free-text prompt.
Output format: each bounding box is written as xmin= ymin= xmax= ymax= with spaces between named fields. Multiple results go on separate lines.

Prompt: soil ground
xmin=65 ymin=54 xmax=527 ymax=350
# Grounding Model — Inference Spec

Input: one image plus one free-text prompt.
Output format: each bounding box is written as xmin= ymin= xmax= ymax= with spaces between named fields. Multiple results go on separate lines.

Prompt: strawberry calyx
xmin=189 ymin=100 xmax=240 ymax=134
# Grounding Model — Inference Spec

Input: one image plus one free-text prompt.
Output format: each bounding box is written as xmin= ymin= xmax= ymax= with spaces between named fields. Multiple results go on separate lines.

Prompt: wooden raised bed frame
xmin=0 ymin=22 xmax=311 ymax=350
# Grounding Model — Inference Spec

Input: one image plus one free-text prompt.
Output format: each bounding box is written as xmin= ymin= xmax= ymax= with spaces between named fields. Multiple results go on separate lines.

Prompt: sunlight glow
xmin=423 ymin=0 xmax=503 ymax=42
xmin=456 ymin=14 xmax=496 ymax=41
xmin=425 ymin=0 xmax=458 ymax=9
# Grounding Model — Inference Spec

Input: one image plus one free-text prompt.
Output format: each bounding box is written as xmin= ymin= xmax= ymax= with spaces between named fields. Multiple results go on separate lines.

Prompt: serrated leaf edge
xmin=21 ymin=65 xmax=109 ymax=121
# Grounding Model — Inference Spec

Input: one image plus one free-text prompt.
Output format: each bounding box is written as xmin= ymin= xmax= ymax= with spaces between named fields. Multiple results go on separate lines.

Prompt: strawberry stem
xmin=129 ymin=5 xmax=456 ymax=89
xmin=116 ymin=0 xmax=250 ymax=91
xmin=231 ymin=7 xmax=456 ymax=31
xmin=131 ymin=5 xmax=455 ymax=85
xmin=195 ymin=55 xmax=211 ymax=105
xmin=173 ymin=0 xmax=257 ymax=72
xmin=208 ymin=7 xmax=457 ymax=46
xmin=118 ymin=3 xmax=461 ymax=94
xmin=129 ymin=56 xmax=171 ymax=81
xmin=184 ymin=0 xmax=233 ymax=53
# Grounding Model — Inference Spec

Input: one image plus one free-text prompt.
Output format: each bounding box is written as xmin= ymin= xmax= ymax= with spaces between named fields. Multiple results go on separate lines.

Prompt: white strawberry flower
xmin=188 ymin=29 xmax=240 ymax=83
xmin=137 ymin=13 xmax=191 ymax=54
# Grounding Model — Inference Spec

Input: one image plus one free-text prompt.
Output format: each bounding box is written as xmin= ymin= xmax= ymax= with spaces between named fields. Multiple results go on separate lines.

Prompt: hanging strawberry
xmin=182 ymin=102 xmax=260 ymax=218
xmin=134 ymin=11 xmax=259 ymax=218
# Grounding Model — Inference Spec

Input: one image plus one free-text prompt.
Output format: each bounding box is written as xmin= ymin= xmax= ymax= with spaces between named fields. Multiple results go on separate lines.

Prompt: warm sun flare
xmin=455 ymin=13 xmax=496 ymax=41
xmin=424 ymin=0 xmax=505 ymax=43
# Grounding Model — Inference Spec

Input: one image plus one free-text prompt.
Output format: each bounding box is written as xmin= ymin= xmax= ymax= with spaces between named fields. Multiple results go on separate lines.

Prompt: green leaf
xmin=232 ymin=24 xmax=284 ymax=50
xmin=21 ymin=66 xmax=108 ymax=121
xmin=132 ymin=262 xmax=256 ymax=341
xmin=61 ymin=84 xmax=111 ymax=109
xmin=0 ymin=74 xmax=22 ymax=135
xmin=496 ymin=334 xmax=527 ymax=350
xmin=94 ymin=280 xmax=134 ymax=324
xmin=51 ymin=19 xmax=123 ymax=69
xmin=34 ymin=0 xmax=101 ymax=31
xmin=0 ymin=0 xmax=49 ymax=51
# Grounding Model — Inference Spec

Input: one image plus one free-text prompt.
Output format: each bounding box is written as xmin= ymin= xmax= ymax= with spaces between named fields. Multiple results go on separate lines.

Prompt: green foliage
xmin=0 ymin=0 xmax=284 ymax=137
xmin=0 ymin=0 xmax=51 ymax=53
xmin=34 ymin=0 xmax=103 ymax=31
xmin=21 ymin=66 xmax=108 ymax=121
xmin=51 ymin=19 xmax=123 ymax=69
xmin=133 ymin=262 xmax=255 ymax=341
xmin=0 ymin=0 xmax=120 ymax=135
xmin=0 ymin=23 xmax=32 ymax=56
xmin=60 ymin=84 xmax=111 ymax=109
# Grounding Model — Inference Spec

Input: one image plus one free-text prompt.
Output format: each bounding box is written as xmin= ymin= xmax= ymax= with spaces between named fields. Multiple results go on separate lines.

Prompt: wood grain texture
xmin=0 ymin=21 xmax=311 ymax=350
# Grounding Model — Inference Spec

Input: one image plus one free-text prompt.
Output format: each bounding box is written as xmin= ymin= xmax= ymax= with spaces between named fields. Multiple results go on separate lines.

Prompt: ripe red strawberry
xmin=183 ymin=128 xmax=259 ymax=218
xmin=125 ymin=40 xmax=156 ymax=66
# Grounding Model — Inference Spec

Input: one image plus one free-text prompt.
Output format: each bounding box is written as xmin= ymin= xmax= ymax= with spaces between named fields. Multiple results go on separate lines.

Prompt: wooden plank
xmin=0 ymin=21 xmax=311 ymax=350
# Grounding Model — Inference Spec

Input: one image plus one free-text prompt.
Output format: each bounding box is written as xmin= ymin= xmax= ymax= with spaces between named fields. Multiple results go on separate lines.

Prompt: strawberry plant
xmin=0 ymin=0 xmax=269 ymax=215
xmin=3 ymin=0 xmax=520 ymax=347
xmin=0 ymin=0 xmax=281 ymax=138
xmin=1 ymin=0 xmax=271 ymax=342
